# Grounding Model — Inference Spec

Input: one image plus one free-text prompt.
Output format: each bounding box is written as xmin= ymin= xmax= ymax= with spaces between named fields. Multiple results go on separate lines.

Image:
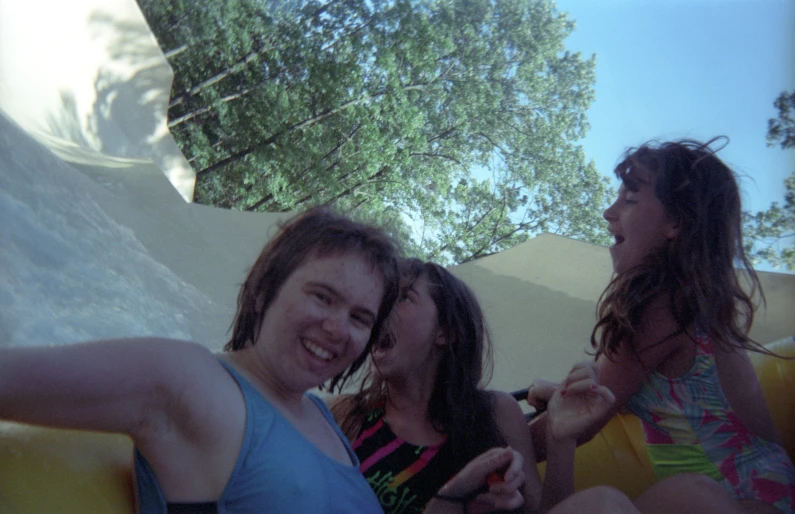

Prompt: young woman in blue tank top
xmin=0 ymin=208 xmax=532 ymax=513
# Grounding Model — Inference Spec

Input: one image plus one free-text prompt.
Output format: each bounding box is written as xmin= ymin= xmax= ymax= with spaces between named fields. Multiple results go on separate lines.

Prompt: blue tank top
xmin=134 ymin=360 xmax=383 ymax=513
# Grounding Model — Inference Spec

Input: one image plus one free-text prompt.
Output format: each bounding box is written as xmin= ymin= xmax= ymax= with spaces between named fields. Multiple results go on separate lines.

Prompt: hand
xmin=526 ymin=379 xmax=559 ymax=412
xmin=436 ymin=447 xmax=525 ymax=513
xmin=547 ymin=361 xmax=615 ymax=443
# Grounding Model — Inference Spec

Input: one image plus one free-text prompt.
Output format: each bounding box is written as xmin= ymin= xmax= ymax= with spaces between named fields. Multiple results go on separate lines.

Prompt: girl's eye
xmin=351 ymin=314 xmax=373 ymax=329
xmin=314 ymin=291 xmax=331 ymax=303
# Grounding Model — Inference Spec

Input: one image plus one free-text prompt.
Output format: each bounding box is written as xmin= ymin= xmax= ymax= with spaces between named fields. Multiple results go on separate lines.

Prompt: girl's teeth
xmin=303 ymin=340 xmax=332 ymax=360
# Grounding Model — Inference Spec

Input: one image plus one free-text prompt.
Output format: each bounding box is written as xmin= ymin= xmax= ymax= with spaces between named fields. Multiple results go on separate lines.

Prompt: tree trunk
xmin=168 ymin=47 xmax=271 ymax=110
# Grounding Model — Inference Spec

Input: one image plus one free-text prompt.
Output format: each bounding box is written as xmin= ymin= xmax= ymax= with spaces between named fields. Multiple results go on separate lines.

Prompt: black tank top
xmin=352 ymin=404 xmax=460 ymax=514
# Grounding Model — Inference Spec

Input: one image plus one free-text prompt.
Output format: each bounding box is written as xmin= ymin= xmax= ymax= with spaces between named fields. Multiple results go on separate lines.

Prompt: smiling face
xmin=256 ymin=251 xmax=384 ymax=395
xmin=603 ymin=165 xmax=679 ymax=274
xmin=371 ymin=272 xmax=444 ymax=382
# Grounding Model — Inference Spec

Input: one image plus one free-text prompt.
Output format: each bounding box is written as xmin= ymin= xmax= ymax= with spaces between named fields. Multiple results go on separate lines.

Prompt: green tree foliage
xmin=767 ymin=91 xmax=795 ymax=149
xmin=139 ymin=0 xmax=612 ymax=264
xmin=744 ymin=90 xmax=795 ymax=270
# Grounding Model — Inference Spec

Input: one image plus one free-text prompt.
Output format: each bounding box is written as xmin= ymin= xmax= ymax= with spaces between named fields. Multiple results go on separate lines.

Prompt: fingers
xmin=440 ymin=447 xmax=514 ymax=498
xmin=498 ymin=447 xmax=523 ymax=484
xmin=559 ymin=378 xmax=615 ymax=407
xmin=562 ymin=376 xmax=599 ymax=396
xmin=553 ymin=361 xmax=615 ymax=412
xmin=474 ymin=447 xmax=515 ymax=477
xmin=561 ymin=361 xmax=598 ymax=390
xmin=487 ymin=449 xmax=524 ymax=499
xmin=469 ymin=490 xmax=524 ymax=512
xmin=529 ymin=361 xmax=598 ymax=404
xmin=468 ymin=449 xmax=526 ymax=513
xmin=526 ymin=379 xmax=558 ymax=409
xmin=595 ymin=384 xmax=616 ymax=405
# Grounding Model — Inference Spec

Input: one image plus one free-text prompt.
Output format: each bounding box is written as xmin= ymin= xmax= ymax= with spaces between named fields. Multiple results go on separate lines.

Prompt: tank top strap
xmin=694 ymin=330 xmax=714 ymax=356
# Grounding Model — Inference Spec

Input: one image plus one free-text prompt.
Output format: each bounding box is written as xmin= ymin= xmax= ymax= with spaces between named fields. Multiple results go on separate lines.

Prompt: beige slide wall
xmin=1 ymin=0 xmax=792 ymax=393
xmin=454 ymin=234 xmax=795 ymax=393
xmin=0 ymin=0 xmax=289 ymax=341
xmin=0 ymin=0 xmax=195 ymax=201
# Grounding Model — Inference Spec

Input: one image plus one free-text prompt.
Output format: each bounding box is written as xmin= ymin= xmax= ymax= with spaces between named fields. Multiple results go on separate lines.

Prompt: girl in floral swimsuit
xmin=623 ymin=330 xmax=794 ymax=510
xmin=529 ymin=139 xmax=795 ymax=513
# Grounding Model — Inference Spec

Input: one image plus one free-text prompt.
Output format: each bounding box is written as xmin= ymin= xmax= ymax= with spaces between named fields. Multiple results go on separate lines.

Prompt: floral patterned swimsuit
xmin=625 ymin=333 xmax=795 ymax=512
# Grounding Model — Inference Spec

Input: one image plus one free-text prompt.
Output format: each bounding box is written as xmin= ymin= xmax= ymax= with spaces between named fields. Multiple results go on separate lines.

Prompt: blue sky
xmin=556 ymin=0 xmax=794 ymax=216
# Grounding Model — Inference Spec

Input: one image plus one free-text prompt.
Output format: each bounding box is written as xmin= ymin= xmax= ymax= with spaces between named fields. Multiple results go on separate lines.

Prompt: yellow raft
xmin=1 ymin=338 xmax=792 ymax=513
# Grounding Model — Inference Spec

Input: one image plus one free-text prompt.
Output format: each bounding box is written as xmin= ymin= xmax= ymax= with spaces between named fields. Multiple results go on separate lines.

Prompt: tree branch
xmin=169 ymin=46 xmax=272 ymax=110
xmin=197 ymin=87 xmax=420 ymax=178
xmin=409 ymin=152 xmax=461 ymax=165
xmin=169 ymin=80 xmax=268 ymax=127
xmin=164 ymin=44 xmax=188 ymax=59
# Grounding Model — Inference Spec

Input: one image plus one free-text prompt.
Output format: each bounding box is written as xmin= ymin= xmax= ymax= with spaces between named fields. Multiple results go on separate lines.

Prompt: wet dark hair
xmin=225 ymin=206 xmax=401 ymax=392
xmin=592 ymin=138 xmax=769 ymax=359
xmin=335 ymin=259 xmax=505 ymax=468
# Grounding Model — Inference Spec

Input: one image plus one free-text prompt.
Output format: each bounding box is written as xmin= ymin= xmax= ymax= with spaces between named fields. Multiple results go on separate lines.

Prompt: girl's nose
xmin=603 ymin=201 xmax=617 ymax=222
xmin=322 ymin=311 xmax=348 ymax=341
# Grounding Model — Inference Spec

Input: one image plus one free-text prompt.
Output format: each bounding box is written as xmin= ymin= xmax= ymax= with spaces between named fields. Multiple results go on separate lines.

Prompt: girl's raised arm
xmin=532 ymin=295 xmax=688 ymax=460
xmin=0 ymin=338 xmax=235 ymax=445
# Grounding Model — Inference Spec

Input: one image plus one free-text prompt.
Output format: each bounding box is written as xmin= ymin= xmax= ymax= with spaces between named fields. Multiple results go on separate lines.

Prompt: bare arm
xmin=2 ymin=339 xmax=186 ymax=434
xmin=0 ymin=339 xmax=245 ymax=499
xmin=491 ymin=391 xmax=542 ymax=513
xmin=537 ymin=362 xmax=615 ymax=513
xmin=530 ymin=295 xmax=684 ymax=461
xmin=529 ymin=360 xmax=626 ymax=462
xmin=713 ymin=344 xmax=782 ymax=445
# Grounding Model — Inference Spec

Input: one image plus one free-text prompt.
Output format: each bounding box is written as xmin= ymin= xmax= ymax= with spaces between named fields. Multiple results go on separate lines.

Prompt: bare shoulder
xmin=161 ymin=345 xmax=245 ymax=427
xmin=634 ymin=295 xmax=684 ymax=354
xmin=597 ymin=295 xmax=688 ymax=404
xmin=155 ymin=339 xmax=233 ymax=389
xmin=139 ymin=339 xmax=240 ymax=418
xmin=135 ymin=341 xmax=247 ymax=450
xmin=490 ymin=390 xmax=523 ymax=416
xmin=139 ymin=344 xmax=248 ymax=500
xmin=488 ymin=390 xmax=531 ymax=439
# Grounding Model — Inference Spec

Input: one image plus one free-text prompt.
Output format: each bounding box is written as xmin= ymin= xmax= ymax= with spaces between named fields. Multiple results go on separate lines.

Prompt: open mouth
xmin=613 ymin=234 xmax=625 ymax=246
xmin=374 ymin=330 xmax=396 ymax=352
xmin=302 ymin=338 xmax=334 ymax=361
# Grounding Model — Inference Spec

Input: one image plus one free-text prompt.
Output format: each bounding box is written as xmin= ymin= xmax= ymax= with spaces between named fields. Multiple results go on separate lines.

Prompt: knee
xmin=635 ymin=473 xmax=741 ymax=513
xmin=654 ymin=473 xmax=722 ymax=495
xmin=566 ymin=486 xmax=637 ymax=512
xmin=588 ymin=485 xmax=636 ymax=504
